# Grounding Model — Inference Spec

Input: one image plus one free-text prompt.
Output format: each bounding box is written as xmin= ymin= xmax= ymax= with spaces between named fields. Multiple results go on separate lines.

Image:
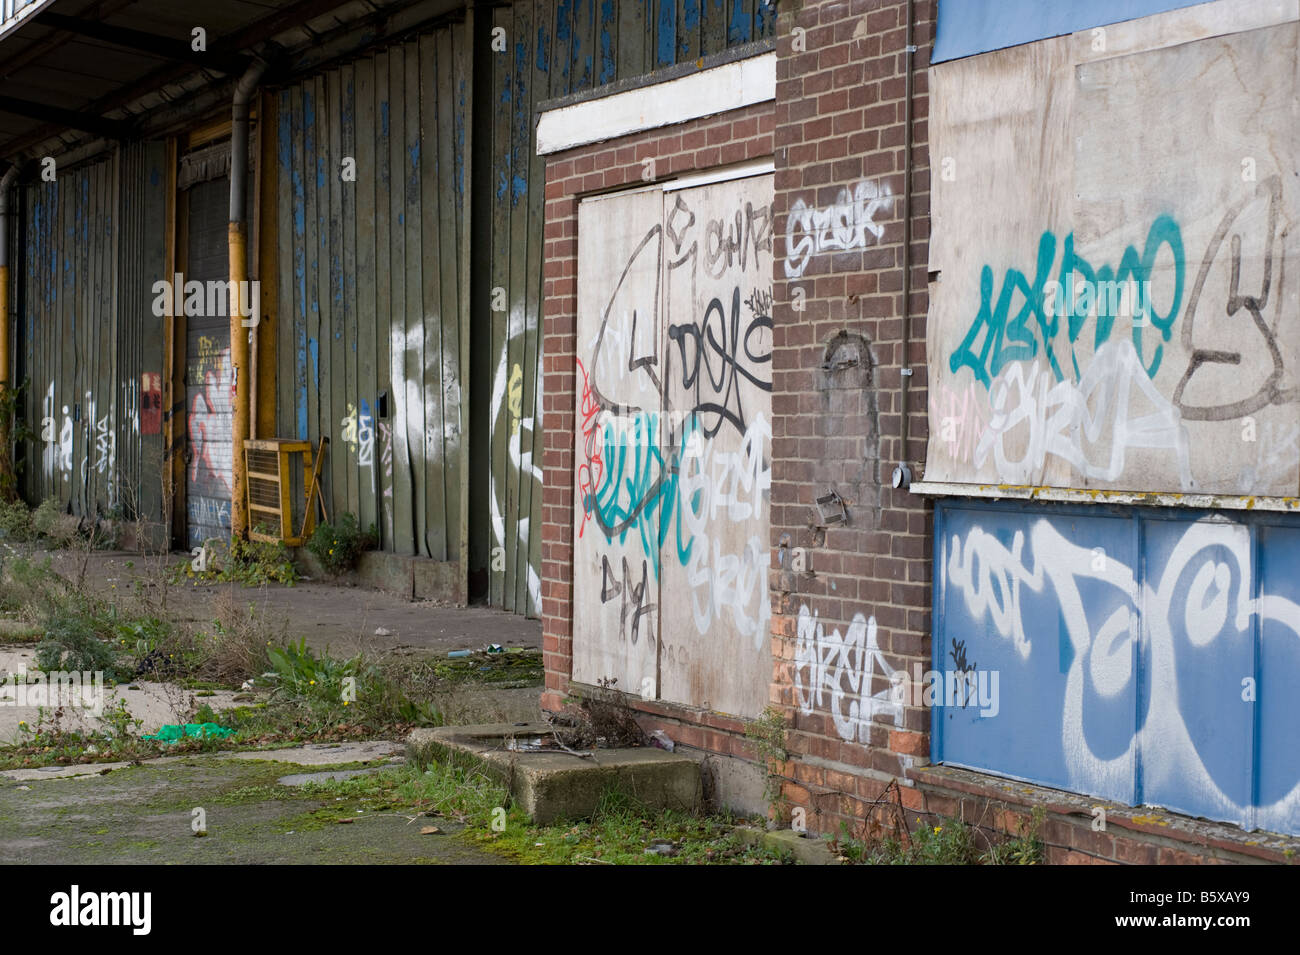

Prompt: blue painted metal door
xmin=933 ymin=498 xmax=1300 ymax=834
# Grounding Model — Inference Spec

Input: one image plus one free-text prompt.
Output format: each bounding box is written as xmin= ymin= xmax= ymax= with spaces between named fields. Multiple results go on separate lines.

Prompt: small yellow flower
xmin=933 ymin=826 xmax=942 ymax=834
xmin=18 ymin=720 xmax=26 ymax=727
xmin=343 ymin=700 xmax=350 ymax=706
xmin=309 ymin=680 xmax=316 ymax=686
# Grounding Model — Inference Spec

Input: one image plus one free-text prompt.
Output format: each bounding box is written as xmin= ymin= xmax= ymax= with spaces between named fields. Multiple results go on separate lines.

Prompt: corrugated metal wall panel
xmin=15 ymin=143 xmax=166 ymax=524
xmin=471 ymin=0 xmax=550 ymax=617
xmin=274 ymin=23 xmax=469 ymax=564
xmin=118 ymin=141 xmax=168 ymax=533
xmin=183 ymin=178 xmax=234 ymax=548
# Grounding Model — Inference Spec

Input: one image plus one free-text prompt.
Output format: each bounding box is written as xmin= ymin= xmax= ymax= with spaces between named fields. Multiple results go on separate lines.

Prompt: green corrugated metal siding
xmin=472 ymin=0 xmax=550 ymax=616
xmin=17 ymin=142 xmax=167 ymax=525
xmin=118 ymin=142 xmax=168 ymax=532
xmin=274 ymin=23 xmax=470 ymax=564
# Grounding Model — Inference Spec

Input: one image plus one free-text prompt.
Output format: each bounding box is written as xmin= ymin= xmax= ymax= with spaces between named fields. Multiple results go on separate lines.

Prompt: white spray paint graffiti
xmin=784 ymin=179 xmax=894 ymax=279
xmin=678 ymin=414 xmax=772 ymax=646
xmin=341 ymin=402 xmax=374 ymax=468
xmin=976 ymin=338 xmax=1191 ymax=487
xmin=489 ymin=308 xmax=543 ymax=615
xmin=188 ymin=346 xmax=234 ymax=497
xmin=41 ymin=381 xmax=74 ymax=481
xmin=945 ymin=516 xmax=1300 ymax=832
xmin=794 ymin=604 xmax=904 ymax=743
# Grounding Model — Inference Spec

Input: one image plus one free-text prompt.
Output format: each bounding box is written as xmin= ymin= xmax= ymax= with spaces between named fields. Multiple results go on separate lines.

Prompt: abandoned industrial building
xmin=0 ymin=0 xmax=1296 ymax=867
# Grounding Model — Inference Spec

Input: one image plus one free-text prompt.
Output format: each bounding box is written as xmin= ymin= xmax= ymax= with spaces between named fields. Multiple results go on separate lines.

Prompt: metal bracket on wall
xmin=815 ymin=489 xmax=849 ymax=526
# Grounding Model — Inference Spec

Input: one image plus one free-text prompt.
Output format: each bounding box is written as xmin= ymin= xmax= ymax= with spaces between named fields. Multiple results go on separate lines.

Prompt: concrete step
xmin=407 ymin=723 xmax=701 ymax=824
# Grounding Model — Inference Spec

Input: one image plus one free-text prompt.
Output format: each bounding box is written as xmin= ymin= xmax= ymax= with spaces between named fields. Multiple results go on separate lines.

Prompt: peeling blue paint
xmin=657 ymin=0 xmax=676 ymax=66
xmin=728 ymin=0 xmax=751 ymax=44
xmin=296 ymin=323 xmax=308 ymax=439
xmin=598 ymin=0 xmax=615 ymax=83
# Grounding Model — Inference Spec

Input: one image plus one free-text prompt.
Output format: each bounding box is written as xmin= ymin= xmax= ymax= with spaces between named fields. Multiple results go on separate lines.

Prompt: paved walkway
xmin=31 ymin=549 xmax=541 ymax=657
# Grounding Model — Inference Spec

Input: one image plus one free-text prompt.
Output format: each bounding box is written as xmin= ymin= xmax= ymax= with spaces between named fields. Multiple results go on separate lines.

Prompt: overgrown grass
xmin=0 ymin=535 xmax=547 ymax=773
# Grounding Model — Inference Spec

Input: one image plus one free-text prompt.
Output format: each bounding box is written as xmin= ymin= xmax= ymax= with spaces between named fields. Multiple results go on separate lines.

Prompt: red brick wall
xmin=539 ymin=102 xmax=775 ymax=715
xmin=766 ymin=0 xmax=936 ymax=835
xmin=538 ymin=0 xmax=1277 ymax=864
xmin=540 ymin=0 xmax=938 ymax=832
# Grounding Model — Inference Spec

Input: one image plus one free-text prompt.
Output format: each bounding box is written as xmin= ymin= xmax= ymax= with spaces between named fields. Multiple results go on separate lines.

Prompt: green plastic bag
xmin=141 ymin=722 xmax=235 ymax=742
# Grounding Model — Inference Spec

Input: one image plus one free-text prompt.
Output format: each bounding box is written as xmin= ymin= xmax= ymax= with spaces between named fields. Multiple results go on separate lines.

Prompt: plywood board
xmin=924 ymin=18 xmax=1299 ymax=496
xmin=572 ymin=187 xmax=665 ymax=695
xmin=658 ymin=174 xmax=774 ymax=718
xmin=572 ymin=174 xmax=774 ymax=719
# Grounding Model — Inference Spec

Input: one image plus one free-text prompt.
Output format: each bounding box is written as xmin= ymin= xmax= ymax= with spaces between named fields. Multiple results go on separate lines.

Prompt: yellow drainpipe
xmin=228 ymin=57 xmax=267 ymax=540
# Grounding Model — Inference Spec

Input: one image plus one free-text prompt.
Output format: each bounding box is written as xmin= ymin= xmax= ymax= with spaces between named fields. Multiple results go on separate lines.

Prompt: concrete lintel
xmin=536 ymin=52 xmax=775 ymax=156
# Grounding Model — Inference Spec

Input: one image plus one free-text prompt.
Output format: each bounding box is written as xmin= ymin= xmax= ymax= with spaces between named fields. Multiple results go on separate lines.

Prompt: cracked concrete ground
xmin=0 ymin=742 xmax=509 ymax=865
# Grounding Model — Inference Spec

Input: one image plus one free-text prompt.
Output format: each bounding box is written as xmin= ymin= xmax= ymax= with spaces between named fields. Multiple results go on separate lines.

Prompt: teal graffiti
xmin=949 ymin=216 xmax=1185 ymax=388
xmin=592 ymin=413 xmax=697 ymax=578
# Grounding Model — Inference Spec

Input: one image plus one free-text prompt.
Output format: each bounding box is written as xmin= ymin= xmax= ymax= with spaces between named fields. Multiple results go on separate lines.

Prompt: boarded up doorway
xmin=182 ymin=176 xmax=234 ymax=549
xmin=571 ymin=170 xmax=774 ymax=718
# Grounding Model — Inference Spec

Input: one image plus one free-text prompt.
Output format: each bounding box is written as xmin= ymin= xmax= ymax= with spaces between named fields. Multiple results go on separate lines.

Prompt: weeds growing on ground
xmin=0 ymin=543 xmax=530 ymax=769
xmin=831 ymin=805 xmax=1046 ymax=865
xmin=172 ymin=537 xmax=298 ymax=586
xmin=307 ymin=512 xmax=375 ymax=576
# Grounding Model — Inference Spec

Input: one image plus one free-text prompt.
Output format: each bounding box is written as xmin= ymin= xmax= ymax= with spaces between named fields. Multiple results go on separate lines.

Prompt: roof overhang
xmin=0 ymin=0 xmax=464 ymax=172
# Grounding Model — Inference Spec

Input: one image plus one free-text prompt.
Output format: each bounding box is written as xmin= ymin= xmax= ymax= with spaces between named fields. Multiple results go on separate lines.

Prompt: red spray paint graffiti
xmin=575 ymin=356 xmax=605 ymax=538
xmin=141 ymin=372 xmax=162 ymax=436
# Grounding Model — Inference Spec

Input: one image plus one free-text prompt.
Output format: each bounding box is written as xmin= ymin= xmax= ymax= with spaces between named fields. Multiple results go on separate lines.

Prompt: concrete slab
xmin=408 ymin=724 xmax=701 ymax=824
xmin=0 ymin=648 xmax=242 ymax=740
xmin=0 ymin=740 xmax=402 ymax=782
xmin=224 ymin=740 xmax=401 ymax=765
xmin=2 ymin=760 xmax=138 ymax=781
xmin=0 ymin=754 xmax=509 ymax=865
xmin=277 ymin=767 xmax=387 ymax=786
xmin=733 ymin=826 xmax=841 ymax=865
